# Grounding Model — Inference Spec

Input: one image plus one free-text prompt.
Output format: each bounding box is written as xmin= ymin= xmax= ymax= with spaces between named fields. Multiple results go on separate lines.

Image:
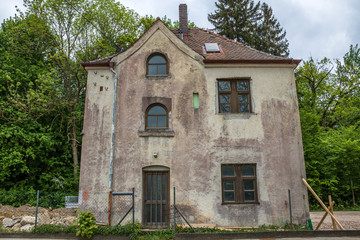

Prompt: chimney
xmin=179 ymin=4 xmax=188 ymax=34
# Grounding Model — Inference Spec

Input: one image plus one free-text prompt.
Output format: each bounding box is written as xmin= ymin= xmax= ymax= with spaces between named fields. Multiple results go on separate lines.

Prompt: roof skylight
xmin=205 ymin=43 xmax=220 ymax=53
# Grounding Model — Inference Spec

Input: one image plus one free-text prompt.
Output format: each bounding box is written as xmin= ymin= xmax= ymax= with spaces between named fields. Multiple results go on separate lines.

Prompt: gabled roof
xmin=81 ymin=21 xmax=300 ymax=68
xmin=172 ymin=27 xmax=300 ymax=65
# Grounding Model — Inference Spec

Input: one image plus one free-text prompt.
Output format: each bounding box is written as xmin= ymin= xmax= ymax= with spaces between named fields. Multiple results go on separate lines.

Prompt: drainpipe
xmin=109 ymin=67 xmax=118 ymax=190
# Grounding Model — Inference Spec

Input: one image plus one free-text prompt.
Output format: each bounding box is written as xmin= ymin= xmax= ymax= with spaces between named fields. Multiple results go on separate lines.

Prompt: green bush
xmin=0 ymin=190 xmax=37 ymax=207
xmin=74 ymin=211 xmax=98 ymax=238
xmin=0 ymin=190 xmax=78 ymax=209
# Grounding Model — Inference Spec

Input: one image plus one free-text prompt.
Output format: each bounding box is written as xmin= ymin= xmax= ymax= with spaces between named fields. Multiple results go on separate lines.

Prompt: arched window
xmin=146 ymin=104 xmax=168 ymax=128
xmin=147 ymin=53 xmax=168 ymax=75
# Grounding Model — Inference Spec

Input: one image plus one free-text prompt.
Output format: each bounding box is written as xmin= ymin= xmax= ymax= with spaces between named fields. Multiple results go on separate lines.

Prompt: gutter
xmin=109 ymin=66 xmax=118 ymax=190
xmin=80 ymin=62 xmax=115 ymax=70
xmin=203 ymin=59 xmax=302 ymax=66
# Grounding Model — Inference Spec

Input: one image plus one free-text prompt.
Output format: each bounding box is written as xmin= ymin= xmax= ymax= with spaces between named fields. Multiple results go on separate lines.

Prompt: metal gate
xmin=143 ymin=171 xmax=170 ymax=228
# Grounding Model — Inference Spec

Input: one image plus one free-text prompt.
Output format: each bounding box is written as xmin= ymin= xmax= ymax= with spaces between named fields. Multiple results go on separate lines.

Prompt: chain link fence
xmin=0 ymin=187 xmax=193 ymax=233
xmin=0 ymin=189 xmax=135 ymax=231
xmin=110 ymin=190 xmax=134 ymax=226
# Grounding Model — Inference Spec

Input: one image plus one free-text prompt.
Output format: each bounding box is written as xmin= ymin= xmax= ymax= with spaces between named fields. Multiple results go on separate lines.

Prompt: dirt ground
xmin=310 ymin=211 xmax=360 ymax=230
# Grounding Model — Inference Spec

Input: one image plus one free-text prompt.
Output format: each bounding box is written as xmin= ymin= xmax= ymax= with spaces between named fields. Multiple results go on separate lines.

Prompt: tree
xmin=208 ymin=0 xmax=289 ymax=57
xmin=295 ymin=44 xmax=360 ymax=207
xmin=0 ymin=0 xmax=142 ymax=191
xmin=0 ymin=15 xmax=75 ymax=191
xmin=140 ymin=15 xmax=196 ymax=32
xmin=22 ymin=0 xmax=142 ymax=178
xmin=256 ymin=3 xmax=289 ymax=57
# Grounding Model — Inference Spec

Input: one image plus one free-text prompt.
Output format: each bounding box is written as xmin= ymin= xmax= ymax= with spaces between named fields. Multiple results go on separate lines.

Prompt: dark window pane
xmin=220 ymin=95 xmax=230 ymax=103
xmin=245 ymin=191 xmax=255 ymax=201
xmin=157 ymin=204 xmax=161 ymax=222
xmin=152 ymin=204 xmax=156 ymax=222
xmin=148 ymin=106 xmax=166 ymax=114
xmin=148 ymin=65 xmax=157 ymax=75
xmin=147 ymin=175 xmax=151 ymax=200
xmin=158 ymin=64 xmax=166 ymax=74
xmin=218 ymin=81 xmax=230 ymax=91
xmin=244 ymin=180 xmax=254 ymax=190
xmin=152 ymin=175 xmax=156 ymax=200
xmin=146 ymin=204 xmax=150 ymax=222
xmin=157 ymin=116 xmax=166 ymax=127
xmin=220 ymin=104 xmax=230 ymax=113
xmin=238 ymin=94 xmax=248 ymax=103
xmin=224 ymin=181 xmax=234 ymax=190
xmin=224 ymin=192 xmax=235 ymax=202
xmin=222 ymin=166 xmax=235 ymax=176
xmin=162 ymin=204 xmax=166 ymax=223
xmin=157 ymin=175 xmax=161 ymax=200
xmin=162 ymin=175 xmax=166 ymax=200
xmin=149 ymin=55 xmax=166 ymax=64
xmin=237 ymin=81 xmax=248 ymax=91
xmin=242 ymin=165 xmax=255 ymax=176
xmin=148 ymin=116 xmax=157 ymax=127
xmin=239 ymin=104 xmax=249 ymax=112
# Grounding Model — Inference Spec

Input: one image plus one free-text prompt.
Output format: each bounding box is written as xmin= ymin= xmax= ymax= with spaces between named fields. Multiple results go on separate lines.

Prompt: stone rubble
xmin=0 ymin=205 xmax=77 ymax=232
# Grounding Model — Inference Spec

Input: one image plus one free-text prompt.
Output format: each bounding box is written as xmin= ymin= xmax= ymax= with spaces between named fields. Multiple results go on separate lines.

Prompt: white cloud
xmin=0 ymin=0 xmax=24 ymax=22
xmin=0 ymin=0 xmax=358 ymax=60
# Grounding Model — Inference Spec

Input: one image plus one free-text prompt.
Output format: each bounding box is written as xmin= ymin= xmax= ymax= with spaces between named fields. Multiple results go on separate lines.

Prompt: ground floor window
xmin=221 ymin=164 xmax=258 ymax=204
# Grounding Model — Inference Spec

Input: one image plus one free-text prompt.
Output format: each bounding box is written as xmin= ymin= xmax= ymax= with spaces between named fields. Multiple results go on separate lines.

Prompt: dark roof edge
xmin=203 ymin=59 xmax=301 ymax=66
xmin=81 ymin=62 xmax=115 ymax=68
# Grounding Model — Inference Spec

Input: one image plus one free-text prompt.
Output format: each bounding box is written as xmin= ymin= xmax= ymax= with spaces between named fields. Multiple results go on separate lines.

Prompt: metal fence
xmin=0 ymin=189 xmax=135 ymax=231
xmin=0 ymin=188 xmax=192 ymax=232
xmin=0 ymin=190 xmax=78 ymax=231
xmin=111 ymin=189 xmax=134 ymax=227
xmin=172 ymin=187 xmax=195 ymax=233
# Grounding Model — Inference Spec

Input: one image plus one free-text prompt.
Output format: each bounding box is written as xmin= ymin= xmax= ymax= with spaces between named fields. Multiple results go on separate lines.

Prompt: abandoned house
xmin=79 ymin=4 xmax=309 ymax=228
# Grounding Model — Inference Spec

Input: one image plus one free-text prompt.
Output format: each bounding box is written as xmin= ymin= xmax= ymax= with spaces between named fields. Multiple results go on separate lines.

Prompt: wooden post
xmin=329 ymin=195 xmax=337 ymax=230
xmin=302 ymin=178 xmax=345 ymax=230
xmin=315 ymin=205 xmax=331 ymax=230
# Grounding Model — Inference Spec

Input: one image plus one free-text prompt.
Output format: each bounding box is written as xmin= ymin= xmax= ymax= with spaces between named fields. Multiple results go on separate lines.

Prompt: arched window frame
xmin=146 ymin=53 xmax=168 ymax=76
xmin=145 ymin=103 xmax=169 ymax=129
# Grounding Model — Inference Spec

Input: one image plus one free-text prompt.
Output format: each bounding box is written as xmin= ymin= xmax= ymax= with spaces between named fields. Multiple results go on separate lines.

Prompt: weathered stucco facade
xmin=79 ymin=8 xmax=309 ymax=227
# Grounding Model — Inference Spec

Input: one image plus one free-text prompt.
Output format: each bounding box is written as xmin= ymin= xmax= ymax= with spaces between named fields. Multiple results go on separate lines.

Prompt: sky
xmin=1 ymin=0 xmax=359 ymax=61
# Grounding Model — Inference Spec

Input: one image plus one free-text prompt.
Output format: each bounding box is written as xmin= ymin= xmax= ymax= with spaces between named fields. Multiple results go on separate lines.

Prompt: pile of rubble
xmin=0 ymin=204 xmax=77 ymax=231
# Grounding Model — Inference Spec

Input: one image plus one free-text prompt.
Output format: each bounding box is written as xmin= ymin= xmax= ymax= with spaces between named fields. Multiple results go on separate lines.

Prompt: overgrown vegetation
xmin=34 ymin=224 xmax=77 ymax=234
xmin=0 ymin=190 xmax=78 ymax=208
xmin=31 ymin=222 xmax=309 ymax=239
xmin=296 ymin=44 xmax=360 ymax=209
xmin=74 ymin=211 xmax=98 ymax=238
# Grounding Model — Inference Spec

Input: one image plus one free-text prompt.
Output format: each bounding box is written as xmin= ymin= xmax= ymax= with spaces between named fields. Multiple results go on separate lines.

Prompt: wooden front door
xmin=143 ymin=171 xmax=170 ymax=228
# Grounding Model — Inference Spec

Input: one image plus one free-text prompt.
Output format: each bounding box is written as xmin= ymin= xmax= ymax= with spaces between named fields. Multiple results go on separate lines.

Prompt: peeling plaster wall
xmin=79 ymin=24 xmax=309 ymax=227
xmin=79 ymin=67 xmax=115 ymax=222
xmin=204 ymin=66 xmax=309 ymax=226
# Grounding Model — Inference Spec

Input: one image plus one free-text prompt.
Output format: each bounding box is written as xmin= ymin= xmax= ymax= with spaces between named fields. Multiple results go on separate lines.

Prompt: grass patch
xmin=3 ymin=222 xmax=309 ymax=239
xmin=136 ymin=228 xmax=174 ymax=240
xmin=34 ymin=224 xmax=77 ymax=234
xmin=95 ymin=223 xmax=140 ymax=236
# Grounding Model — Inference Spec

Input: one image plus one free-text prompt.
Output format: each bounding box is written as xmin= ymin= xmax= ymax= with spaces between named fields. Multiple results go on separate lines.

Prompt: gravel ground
xmin=310 ymin=211 xmax=360 ymax=230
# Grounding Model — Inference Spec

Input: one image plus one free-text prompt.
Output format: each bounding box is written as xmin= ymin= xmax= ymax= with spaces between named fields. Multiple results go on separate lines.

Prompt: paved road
xmin=242 ymin=238 xmax=360 ymax=240
xmin=5 ymin=238 xmax=359 ymax=240
xmin=2 ymin=236 xmax=360 ymax=240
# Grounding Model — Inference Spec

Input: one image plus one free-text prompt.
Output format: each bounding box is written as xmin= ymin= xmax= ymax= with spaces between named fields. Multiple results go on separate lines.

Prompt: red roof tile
xmin=82 ymin=22 xmax=300 ymax=66
xmin=172 ymin=28 xmax=300 ymax=64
